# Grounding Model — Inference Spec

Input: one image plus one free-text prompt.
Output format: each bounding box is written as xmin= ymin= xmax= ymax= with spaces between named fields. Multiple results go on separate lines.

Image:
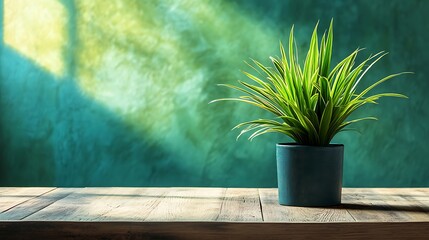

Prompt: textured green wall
xmin=1 ymin=0 xmax=428 ymax=187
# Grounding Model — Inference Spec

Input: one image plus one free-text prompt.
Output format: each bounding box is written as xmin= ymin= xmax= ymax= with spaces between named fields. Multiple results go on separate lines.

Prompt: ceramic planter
xmin=276 ymin=143 xmax=344 ymax=206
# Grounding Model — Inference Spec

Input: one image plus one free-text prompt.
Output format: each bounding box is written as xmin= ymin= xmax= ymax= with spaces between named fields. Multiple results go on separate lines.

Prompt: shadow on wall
xmin=0 ymin=0 xmax=281 ymax=187
xmin=0 ymin=46 xmax=195 ymax=186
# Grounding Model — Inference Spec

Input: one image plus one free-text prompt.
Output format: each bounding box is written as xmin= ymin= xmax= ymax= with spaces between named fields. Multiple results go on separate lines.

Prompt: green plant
xmin=211 ymin=20 xmax=409 ymax=145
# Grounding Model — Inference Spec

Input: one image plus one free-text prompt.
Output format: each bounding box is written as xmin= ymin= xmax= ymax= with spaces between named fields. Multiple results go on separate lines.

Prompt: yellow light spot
xmin=4 ymin=0 xmax=67 ymax=77
xmin=75 ymin=0 xmax=280 ymax=136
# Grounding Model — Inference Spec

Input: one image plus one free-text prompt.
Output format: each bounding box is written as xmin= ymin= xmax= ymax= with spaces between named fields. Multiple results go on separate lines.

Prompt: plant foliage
xmin=211 ymin=20 xmax=409 ymax=145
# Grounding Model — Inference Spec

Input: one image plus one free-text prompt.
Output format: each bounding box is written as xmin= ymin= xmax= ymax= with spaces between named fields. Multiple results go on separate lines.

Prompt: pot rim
xmin=277 ymin=142 xmax=344 ymax=148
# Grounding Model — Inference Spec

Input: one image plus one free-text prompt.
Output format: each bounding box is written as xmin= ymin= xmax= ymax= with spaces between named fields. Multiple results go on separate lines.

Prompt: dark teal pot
xmin=276 ymin=143 xmax=344 ymax=206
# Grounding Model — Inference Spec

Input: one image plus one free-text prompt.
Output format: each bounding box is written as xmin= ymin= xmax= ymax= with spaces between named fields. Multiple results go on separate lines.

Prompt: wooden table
xmin=0 ymin=188 xmax=428 ymax=239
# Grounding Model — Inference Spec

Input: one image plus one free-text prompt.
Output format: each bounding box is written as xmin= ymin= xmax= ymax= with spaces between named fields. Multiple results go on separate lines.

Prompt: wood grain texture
xmin=342 ymin=188 xmax=429 ymax=222
xmin=144 ymin=188 xmax=225 ymax=221
xmin=0 ymin=188 xmax=74 ymax=220
xmin=259 ymin=188 xmax=355 ymax=222
xmin=1 ymin=188 xmax=429 ymax=239
xmin=399 ymin=189 xmax=429 ymax=221
xmin=0 ymin=188 xmax=428 ymax=223
xmin=0 ymin=188 xmax=16 ymax=194
xmin=0 ymin=187 xmax=55 ymax=213
xmin=216 ymin=188 xmax=263 ymax=222
xmin=94 ymin=187 xmax=167 ymax=221
xmin=401 ymin=189 xmax=429 ymax=203
xmin=24 ymin=188 xmax=136 ymax=221
xmin=1 ymin=221 xmax=429 ymax=240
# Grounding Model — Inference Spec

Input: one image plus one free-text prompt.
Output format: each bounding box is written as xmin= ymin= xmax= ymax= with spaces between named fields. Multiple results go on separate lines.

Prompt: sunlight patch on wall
xmin=74 ymin=0 xmax=282 ymax=170
xmin=76 ymin=0 xmax=184 ymax=139
xmin=4 ymin=0 xmax=67 ymax=77
xmin=75 ymin=0 xmax=280 ymax=131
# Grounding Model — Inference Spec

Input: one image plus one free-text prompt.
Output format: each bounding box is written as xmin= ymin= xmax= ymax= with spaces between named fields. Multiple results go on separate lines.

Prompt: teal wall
xmin=1 ymin=0 xmax=428 ymax=187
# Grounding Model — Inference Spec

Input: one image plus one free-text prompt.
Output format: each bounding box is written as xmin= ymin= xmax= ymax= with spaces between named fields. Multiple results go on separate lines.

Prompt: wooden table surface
xmin=1 ymin=187 xmax=429 ymax=239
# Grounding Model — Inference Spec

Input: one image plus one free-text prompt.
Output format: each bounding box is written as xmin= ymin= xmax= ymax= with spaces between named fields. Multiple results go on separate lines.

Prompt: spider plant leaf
xmin=355 ymin=72 xmax=412 ymax=100
xmin=351 ymin=52 xmax=387 ymax=92
xmin=338 ymin=128 xmax=361 ymax=134
xmin=335 ymin=117 xmax=378 ymax=134
xmin=233 ymin=119 xmax=286 ymax=130
xmin=304 ymin=21 xmax=319 ymax=87
xmin=288 ymin=25 xmax=296 ymax=74
xmin=271 ymin=56 xmax=285 ymax=77
xmin=319 ymin=100 xmax=333 ymax=144
xmin=279 ymin=41 xmax=289 ymax=71
xmin=241 ymin=70 xmax=272 ymax=89
xmin=310 ymin=93 xmax=319 ymax=111
xmin=319 ymin=19 xmax=334 ymax=78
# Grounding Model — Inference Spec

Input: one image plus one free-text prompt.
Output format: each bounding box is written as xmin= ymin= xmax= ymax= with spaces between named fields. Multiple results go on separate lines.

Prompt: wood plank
xmin=216 ymin=188 xmax=263 ymax=222
xmin=93 ymin=187 xmax=167 ymax=221
xmin=144 ymin=188 xmax=225 ymax=221
xmin=342 ymin=188 xmax=429 ymax=222
xmin=401 ymin=189 xmax=429 ymax=221
xmin=0 ymin=188 xmax=16 ymax=194
xmin=1 ymin=221 xmax=429 ymax=240
xmin=0 ymin=187 xmax=55 ymax=213
xmin=355 ymin=188 xmax=429 ymax=221
xmin=0 ymin=188 xmax=75 ymax=220
xmin=401 ymin=188 xmax=429 ymax=202
xmin=24 ymin=188 xmax=140 ymax=221
xmin=379 ymin=188 xmax=429 ymax=221
xmin=259 ymin=188 xmax=355 ymax=222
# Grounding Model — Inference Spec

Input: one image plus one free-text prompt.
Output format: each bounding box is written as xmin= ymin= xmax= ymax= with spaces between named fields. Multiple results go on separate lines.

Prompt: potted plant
xmin=211 ymin=20 xmax=409 ymax=206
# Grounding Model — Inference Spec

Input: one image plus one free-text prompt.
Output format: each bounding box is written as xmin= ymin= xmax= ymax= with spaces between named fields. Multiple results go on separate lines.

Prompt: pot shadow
xmin=337 ymin=203 xmax=429 ymax=213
